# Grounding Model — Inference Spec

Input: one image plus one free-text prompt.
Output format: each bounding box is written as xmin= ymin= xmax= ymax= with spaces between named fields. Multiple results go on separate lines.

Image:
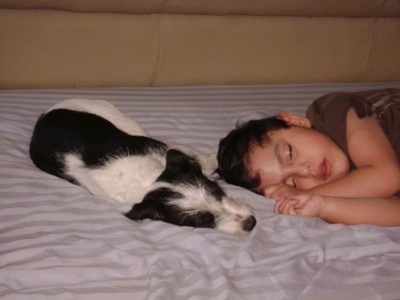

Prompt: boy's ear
xmin=276 ymin=112 xmax=311 ymax=128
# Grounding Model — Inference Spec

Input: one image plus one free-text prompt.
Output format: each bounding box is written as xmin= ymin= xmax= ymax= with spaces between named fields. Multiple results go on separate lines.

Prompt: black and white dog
xmin=30 ymin=99 xmax=256 ymax=235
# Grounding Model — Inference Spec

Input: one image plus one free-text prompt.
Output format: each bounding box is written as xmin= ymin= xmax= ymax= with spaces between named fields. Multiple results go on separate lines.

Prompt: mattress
xmin=1 ymin=83 xmax=400 ymax=300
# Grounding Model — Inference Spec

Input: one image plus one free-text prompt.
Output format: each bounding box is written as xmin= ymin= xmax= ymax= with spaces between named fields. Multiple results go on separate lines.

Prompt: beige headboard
xmin=1 ymin=0 xmax=399 ymax=89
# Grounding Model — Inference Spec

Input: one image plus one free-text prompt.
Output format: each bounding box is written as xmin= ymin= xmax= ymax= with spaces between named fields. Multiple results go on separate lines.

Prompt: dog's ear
xmin=125 ymin=200 xmax=166 ymax=222
xmin=157 ymin=149 xmax=204 ymax=185
xmin=166 ymin=149 xmax=200 ymax=171
xmin=159 ymin=149 xmax=202 ymax=181
xmin=125 ymin=187 xmax=181 ymax=222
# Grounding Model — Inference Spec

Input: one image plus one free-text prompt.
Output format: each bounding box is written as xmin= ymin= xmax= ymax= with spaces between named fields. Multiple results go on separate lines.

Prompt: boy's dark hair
xmin=216 ymin=117 xmax=289 ymax=192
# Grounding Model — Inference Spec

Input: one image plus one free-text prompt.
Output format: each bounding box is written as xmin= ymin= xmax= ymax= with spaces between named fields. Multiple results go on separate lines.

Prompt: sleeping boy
xmin=217 ymin=88 xmax=400 ymax=226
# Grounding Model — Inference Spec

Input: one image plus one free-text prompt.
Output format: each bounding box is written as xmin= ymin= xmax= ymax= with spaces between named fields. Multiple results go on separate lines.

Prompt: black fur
xmin=125 ymin=186 xmax=216 ymax=229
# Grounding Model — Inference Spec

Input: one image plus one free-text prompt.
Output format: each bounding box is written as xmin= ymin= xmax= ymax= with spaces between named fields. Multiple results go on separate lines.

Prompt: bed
xmin=1 ymin=82 xmax=400 ymax=300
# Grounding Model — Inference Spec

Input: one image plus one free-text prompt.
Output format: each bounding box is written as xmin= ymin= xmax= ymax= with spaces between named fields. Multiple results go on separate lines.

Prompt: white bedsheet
xmin=1 ymin=83 xmax=400 ymax=300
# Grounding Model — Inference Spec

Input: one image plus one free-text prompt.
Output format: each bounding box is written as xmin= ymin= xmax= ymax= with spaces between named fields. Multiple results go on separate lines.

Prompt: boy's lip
xmin=318 ymin=158 xmax=331 ymax=181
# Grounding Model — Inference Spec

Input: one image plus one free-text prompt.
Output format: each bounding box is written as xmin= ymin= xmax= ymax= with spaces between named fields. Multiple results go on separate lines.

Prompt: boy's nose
xmin=292 ymin=162 xmax=311 ymax=177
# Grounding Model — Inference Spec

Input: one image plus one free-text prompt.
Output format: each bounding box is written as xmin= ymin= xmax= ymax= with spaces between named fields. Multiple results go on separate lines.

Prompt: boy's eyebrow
xmin=274 ymin=143 xmax=283 ymax=166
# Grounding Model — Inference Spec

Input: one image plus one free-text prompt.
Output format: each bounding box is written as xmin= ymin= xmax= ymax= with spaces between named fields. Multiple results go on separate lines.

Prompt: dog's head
xmin=125 ymin=149 xmax=256 ymax=236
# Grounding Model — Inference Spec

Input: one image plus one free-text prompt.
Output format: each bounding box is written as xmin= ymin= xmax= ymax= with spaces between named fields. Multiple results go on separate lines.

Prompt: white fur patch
xmin=64 ymin=152 xmax=166 ymax=204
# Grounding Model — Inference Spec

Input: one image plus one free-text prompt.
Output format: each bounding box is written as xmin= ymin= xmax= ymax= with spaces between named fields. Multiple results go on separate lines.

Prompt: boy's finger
xmin=273 ymin=202 xmax=280 ymax=214
xmin=280 ymin=198 xmax=293 ymax=214
xmin=274 ymin=198 xmax=287 ymax=214
xmin=273 ymin=199 xmax=283 ymax=214
xmin=288 ymin=205 xmax=297 ymax=216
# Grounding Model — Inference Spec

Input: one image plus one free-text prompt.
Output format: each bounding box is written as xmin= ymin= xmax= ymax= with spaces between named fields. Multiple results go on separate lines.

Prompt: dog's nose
xmin=243 ymin=215 xmax=256 ymax=231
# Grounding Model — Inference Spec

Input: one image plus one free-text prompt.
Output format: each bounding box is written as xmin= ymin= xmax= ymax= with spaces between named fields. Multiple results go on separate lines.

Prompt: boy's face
xmin=246 ymin=124 xmax=350 ymax=194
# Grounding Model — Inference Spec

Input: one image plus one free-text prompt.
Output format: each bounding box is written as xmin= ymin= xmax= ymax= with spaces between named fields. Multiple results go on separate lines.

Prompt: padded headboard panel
xmin=1 ymin=0 xmax=399 ymax=89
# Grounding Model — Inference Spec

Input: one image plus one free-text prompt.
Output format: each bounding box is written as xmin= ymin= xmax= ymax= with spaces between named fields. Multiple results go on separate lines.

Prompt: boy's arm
xmin=274 ymin=194 xmax=400 ymax=226
xmin=308 ymin=109 xmax=400 ymax=198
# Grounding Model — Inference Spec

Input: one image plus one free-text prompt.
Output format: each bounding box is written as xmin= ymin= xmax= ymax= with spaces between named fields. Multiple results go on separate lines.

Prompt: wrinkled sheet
xmin=1 ymin=83 xmax=400 ymax=300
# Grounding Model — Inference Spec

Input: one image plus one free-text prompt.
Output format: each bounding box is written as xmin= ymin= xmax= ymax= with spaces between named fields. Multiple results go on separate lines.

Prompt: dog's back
xmin=30 ymin=107 xmax=168 ymax=201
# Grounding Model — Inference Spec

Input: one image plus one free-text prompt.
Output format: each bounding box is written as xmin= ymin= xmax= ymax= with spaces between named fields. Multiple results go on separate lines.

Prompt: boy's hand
xmin=263 ymin=183 xmax=305 ymax=199
xmin=273 ymin=194 xmax=324 ymax=218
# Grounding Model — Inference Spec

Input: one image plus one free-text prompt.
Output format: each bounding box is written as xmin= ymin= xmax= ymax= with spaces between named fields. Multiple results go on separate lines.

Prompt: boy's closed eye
xmin=288 ymin=144 xmax=294 ymax=161
xmin=285 ymin=144 xmax=297 ymax=187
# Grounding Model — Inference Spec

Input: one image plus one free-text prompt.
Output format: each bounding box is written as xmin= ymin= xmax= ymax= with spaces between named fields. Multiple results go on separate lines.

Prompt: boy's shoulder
xmin=306 ymin=88 xmax=400 ymax=123
xmin=306 ymin=88 xmax=400 ymax=172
